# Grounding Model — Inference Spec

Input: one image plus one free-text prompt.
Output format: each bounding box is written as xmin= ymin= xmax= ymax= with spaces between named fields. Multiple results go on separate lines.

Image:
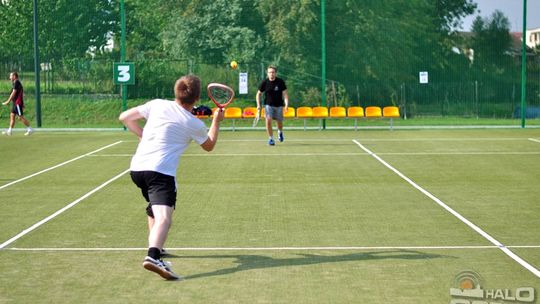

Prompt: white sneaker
xmin=2 ymin=130 xmax=11 ymax=136
xmin=142 ymin=256 xmax=181 ymax=280
xmin=24 ymin=128 xmax=33 ymax=136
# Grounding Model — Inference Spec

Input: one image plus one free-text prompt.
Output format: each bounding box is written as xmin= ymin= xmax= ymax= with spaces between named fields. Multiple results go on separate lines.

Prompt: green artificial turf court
xmin=0 ymin=129 xmax=539 ymax=303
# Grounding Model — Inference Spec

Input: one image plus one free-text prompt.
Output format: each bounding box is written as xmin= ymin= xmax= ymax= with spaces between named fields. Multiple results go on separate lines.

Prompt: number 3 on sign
xmin=118 ymin=65 xmax=130 ymax=82
xmin=114 ymin=63 xmax=135 ymax=85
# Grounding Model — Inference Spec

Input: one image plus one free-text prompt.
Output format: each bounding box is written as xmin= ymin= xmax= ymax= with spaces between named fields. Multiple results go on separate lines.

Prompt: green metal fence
xmin=0 ymin=1 xmax=539 ymax=127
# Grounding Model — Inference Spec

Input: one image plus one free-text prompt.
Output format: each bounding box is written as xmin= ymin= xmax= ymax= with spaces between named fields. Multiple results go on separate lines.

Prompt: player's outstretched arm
xmin=200 ymin=109 xmax=224 ymax=152
xmin=119 ymin=108 xmax=144 ymax=139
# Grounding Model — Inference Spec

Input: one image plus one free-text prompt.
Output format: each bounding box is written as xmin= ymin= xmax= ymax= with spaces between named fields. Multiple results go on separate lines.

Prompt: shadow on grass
xmin=170 ymin=250 xmax=450 ymax=280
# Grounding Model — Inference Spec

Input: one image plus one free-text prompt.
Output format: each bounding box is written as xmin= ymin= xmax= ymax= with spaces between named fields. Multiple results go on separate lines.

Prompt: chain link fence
xmin=0 ymin=1 xmax=539 ymax=126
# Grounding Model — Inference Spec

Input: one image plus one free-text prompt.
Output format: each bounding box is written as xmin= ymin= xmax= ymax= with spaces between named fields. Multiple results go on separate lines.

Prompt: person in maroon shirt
xmin=2 ymin=72 xmax=33 ymax=136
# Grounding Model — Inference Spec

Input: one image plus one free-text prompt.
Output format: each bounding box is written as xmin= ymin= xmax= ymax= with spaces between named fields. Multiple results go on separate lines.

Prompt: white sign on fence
xmin=239 ymin=72 xmax=248 ymax=94
xmin=419 ymin=71 xmax=428 ymax=84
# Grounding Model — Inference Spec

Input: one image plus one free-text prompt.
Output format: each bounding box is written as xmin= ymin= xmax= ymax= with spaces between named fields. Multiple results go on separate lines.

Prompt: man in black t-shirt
xmin=2 ymin=72 xmax=33 ymax=136
xmin=256 ymin=65 xmax=289 ymax=146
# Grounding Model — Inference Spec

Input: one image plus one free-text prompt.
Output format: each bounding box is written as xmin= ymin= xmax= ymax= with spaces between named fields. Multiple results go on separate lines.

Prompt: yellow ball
xmin=230 ymin=61 xmax=238 ymax=70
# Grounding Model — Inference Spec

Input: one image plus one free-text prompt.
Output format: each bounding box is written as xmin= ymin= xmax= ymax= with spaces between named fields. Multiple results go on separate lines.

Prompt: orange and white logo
xmin=449 ymin=270 xmax=535 ymax=304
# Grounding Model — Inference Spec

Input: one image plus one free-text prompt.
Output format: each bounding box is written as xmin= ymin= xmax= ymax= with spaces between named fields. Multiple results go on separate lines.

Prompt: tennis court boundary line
xmin=529 ymin=138 xmax=540 ymax=143
xmin=0 ymin=141 xmax=123 ymax=190
xmin=0 ymin=169 xmax=130 ymax=249
xmin=89 ymin=151 xmax=540 ymax=158
xmin=4 ymin=245 xmax=540 ymax=252
xmin=352 ymin=139 xmax=540 ymax=278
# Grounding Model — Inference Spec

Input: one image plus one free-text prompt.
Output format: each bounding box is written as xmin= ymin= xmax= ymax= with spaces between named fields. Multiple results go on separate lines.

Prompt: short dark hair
xmin=267 ymin=65 xmax=277 ymax=72
xmin=174 ymin=75 xmax=201 ymax=105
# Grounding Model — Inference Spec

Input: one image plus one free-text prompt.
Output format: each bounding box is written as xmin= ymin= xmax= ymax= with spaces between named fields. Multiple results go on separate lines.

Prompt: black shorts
xmin=11 ymin=104 xmax=23 ymax=116
xmin=130 ymin=171 xmax=177 ymax=209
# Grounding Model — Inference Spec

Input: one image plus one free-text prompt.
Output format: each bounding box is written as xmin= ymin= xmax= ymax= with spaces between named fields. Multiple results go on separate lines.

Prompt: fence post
xmin=475 ymin=80 xmax=478 ymax=119
xmin=321 ymin=0 xmax=326 ymax=130
xmin=401 ymin=83 xmax=407 ymax=120
xmin=520 ymin=0 xmax=527 ymax=128
xmin=33 ymin=0 xmax=42 ymax=127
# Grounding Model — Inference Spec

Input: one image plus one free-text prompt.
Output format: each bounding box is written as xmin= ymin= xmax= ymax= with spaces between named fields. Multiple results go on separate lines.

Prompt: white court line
xmin=217 ymin=138 xmax=532 ymax=142
xmin=90 ymin=153 xmax=367 ymax=157
xmin=353 ymin=139 xmax=540 ymax=278
xmin=346 ymin=138 xmax=530 ymax=142
xmin=0 ymin=141 xmax=123 ymax=190
xmin=529 ymin=138 xmax=540 ymax=143
xmin=0 ymin=169 xmax=130 ymax=249
xmin=377 ymin=152 xmax=540 ymax=155
xmin=117 ymin=138 xmax=528 ymax=143
xmin=5 ymin=245 xmax=540 ymax=252
xmin=89 ymin=151 xmax=540 ymax=158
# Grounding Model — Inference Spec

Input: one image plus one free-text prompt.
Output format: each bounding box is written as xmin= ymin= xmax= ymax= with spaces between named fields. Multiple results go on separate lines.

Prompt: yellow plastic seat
xmin=296 ymin=107 xmax=313 ymax=130
xmin=296 ymin=106 xmax=313 ymax=118
xmin=225 ymin=107 xmax=242 ymax=119
xmin=283 ymin=107 xmax=295 ymax=118
xmin=383 ymin=106 xmax=400 ymax=130
xmin=329 ymin=107 xmax=346 ymax=118
xmin=312 ymin=107 xmax=328 ymax=130
xmin=312 ymin=106 xmax=328 ymax=118
xmin=242 ymin=107 xmax=258 ymax=118
xmin=365 ymin=106 xmax=382 ymax=118
xmin=347 ymin=106 xmax=364 ymax=118
xmin=224 ymin=107 xmax=242 ymax=131
xmin=383 ymin=106 xmax=400 ymax=118
xmin=347 ymin=106 xmax=364 ymax=130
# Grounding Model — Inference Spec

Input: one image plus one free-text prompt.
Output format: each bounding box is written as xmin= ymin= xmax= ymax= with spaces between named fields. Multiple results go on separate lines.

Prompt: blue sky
xmin=459 ymin=0 xmax=540 ymax=32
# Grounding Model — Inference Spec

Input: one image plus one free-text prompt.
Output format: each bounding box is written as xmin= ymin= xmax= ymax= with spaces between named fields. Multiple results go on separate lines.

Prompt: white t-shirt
xmin=130 ymin=99 xmax=208 ymax=177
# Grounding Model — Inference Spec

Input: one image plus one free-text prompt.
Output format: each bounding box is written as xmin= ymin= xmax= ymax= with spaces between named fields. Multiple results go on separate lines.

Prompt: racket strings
xmin=209 ymin=87 xmax=233 ymax=106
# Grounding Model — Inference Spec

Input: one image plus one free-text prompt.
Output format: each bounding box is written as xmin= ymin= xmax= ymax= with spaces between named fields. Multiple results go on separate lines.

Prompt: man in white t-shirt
xmin=119 ymin=75 xmax=224 ymax=280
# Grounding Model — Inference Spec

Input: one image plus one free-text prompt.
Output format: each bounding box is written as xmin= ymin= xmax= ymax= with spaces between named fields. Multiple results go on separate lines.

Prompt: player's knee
xmin=155 ymin=216 xmax=172 ymax=228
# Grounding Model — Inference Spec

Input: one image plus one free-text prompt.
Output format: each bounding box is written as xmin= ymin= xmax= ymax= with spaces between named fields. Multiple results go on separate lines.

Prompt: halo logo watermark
xmin=450 ymin=270 xmax=536 ymax=304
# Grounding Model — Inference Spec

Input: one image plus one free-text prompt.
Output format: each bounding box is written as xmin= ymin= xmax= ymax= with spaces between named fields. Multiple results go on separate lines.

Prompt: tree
xmin=0 ymin=0 xmax=116 ymax=62
xmin=470 ymin=10 xmax=513 ymax=76
xmin=39 ymin=0 xmax=117 ymax=61
xmin=324 ymin=0 xmax=477 ymax=101
xmin=0 ymin=1 xmax=34 ymax=62
xmin=161 ymin=0 xmax=265 ymax=63
xmin=122 ymin=0 xmax=182 ymax=59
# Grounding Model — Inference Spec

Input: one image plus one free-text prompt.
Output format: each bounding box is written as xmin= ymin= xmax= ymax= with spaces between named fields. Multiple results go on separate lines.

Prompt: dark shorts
xmin=11 ymin=104 xmax=23 ymax=116
xmin=130 ymin=171 xmax=177 ymax=217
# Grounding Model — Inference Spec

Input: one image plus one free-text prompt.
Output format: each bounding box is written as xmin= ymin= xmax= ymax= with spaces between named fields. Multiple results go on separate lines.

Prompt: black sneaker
xmin=142 ymin=256 xmax=181 ymax=280
xmin=278 ymin=132 xmax=284 ymax=142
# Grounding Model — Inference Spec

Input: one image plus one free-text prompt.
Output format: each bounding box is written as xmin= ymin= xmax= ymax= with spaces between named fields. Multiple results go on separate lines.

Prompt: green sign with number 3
xmin=113 ymin=63 xmax=135 ymax=85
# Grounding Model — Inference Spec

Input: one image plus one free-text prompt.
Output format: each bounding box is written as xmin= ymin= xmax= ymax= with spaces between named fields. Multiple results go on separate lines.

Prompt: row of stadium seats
xmin=199 ymin=106 xmax=401 ymax=130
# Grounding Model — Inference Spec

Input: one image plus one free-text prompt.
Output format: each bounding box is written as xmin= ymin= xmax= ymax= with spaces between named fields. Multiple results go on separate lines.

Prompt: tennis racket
xmin=207 ymin=83 xmax=234 ymax=112
xmin=252 ymin=108 xmax=261 ymax=127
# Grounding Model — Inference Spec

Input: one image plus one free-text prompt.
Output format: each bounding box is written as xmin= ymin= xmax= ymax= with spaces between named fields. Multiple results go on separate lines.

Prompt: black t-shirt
xmin=258 ymin=77 xmax=287 ymax=107
xmin=12 ymin=79 xmax=24 ymax=106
